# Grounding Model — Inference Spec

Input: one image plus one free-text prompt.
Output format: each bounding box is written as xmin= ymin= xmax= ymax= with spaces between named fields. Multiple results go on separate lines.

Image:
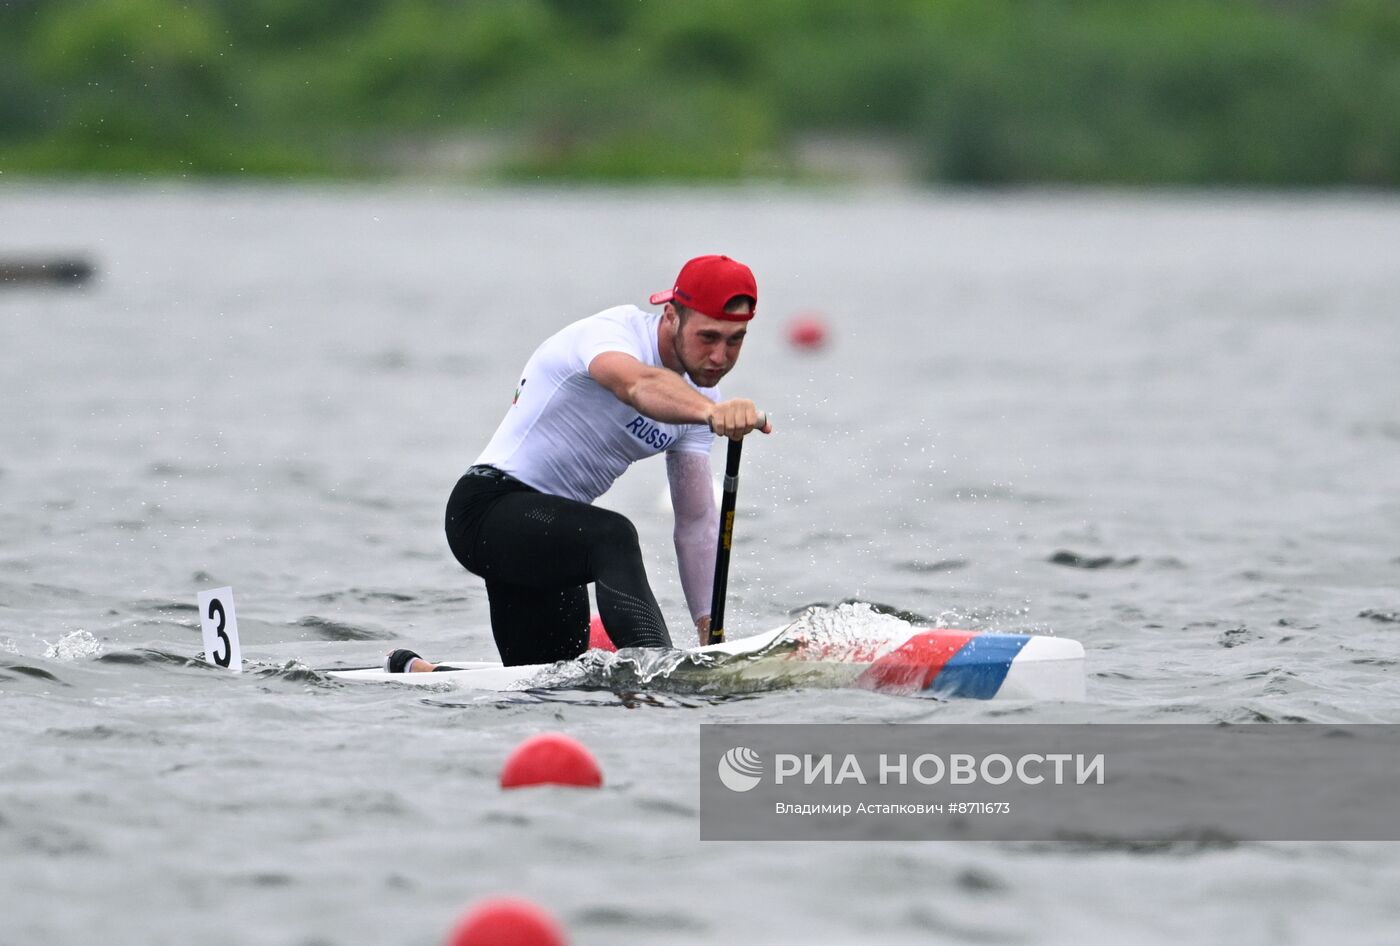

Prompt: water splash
xmin=785 ymin=601 xmax=918 ymax=643
xmin=43 ymin=630 xmax=104 ymax=661
xmin=521 ymin=603 xmax=920 ymax=696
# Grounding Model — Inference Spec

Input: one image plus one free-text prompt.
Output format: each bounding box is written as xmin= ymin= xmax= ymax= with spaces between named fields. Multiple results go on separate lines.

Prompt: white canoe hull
xmin=329 ymin=623 xmax=1085 ymax=701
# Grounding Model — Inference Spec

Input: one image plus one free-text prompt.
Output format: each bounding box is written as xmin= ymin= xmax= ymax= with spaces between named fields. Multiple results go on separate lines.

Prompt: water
xmin=2 ymin=184 xmax=1399 ymax=945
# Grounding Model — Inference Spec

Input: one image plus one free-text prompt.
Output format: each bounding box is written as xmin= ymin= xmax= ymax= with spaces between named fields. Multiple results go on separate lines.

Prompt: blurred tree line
xmin=2 ymin=0 xmax=1398 ymax=185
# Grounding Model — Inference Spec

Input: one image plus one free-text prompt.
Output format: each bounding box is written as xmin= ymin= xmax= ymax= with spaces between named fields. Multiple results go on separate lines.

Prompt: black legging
xmin=445 ymin=468 xmax=672 ymax=666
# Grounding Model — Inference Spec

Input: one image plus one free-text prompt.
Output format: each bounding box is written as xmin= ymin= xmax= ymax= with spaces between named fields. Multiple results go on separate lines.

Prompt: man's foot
xmin=384 ymin=648 xmax=438 ymax=673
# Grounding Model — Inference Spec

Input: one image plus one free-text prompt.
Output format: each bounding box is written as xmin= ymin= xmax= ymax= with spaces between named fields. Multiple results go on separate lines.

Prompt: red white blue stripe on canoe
xmin=855 ymin=630 xmax=1035 ymax=699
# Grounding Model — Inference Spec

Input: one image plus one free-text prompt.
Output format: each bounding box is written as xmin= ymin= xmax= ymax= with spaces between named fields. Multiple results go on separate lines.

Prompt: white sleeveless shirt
xmin=474 ymin=305 xmax=717 ymax=503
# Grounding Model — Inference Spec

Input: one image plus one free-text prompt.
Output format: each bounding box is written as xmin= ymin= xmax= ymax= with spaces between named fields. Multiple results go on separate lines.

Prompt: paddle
xmin=706 ymin=411 xmax=764 ymax=646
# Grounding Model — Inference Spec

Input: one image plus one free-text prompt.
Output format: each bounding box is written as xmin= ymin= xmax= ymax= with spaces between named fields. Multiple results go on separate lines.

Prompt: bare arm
xmin=589 ymin=351 xmax=715 ymax=425
xmin=588 ymin=351 xmax=772 ymax=438
xmin=668 ymin=449 xmax=718 ymax=635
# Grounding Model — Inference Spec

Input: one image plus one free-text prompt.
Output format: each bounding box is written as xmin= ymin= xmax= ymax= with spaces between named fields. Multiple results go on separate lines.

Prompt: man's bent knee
xmin=591 ymin=509 xmax=641 ymax=551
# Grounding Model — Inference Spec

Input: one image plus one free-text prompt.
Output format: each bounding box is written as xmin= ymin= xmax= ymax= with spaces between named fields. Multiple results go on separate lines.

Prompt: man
xmin=387 ymin=254 xmax=771 ymax=672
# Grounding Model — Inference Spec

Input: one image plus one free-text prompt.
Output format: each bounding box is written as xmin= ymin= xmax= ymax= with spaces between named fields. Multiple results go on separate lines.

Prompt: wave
xmin=0 ymin=661 xmax=67 ymax=685
xmin=1049 ymin=549 xmax=1141 ymax=569
xmin=1014 ymin=827 xmax=1244 ymax=855
xmin=296 ymin=616 xmax=396 ymax=641
xmin=308 ymin=589 xmax=416 ymax=605
xmin=96 ymin=648 xmax=202 ymax=668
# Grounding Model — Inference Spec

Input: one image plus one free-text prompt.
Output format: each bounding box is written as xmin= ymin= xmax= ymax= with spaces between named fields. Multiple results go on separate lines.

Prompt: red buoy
xmin=500 ymin=733 xmax=603 ymax=789
xmin=445 ymin=897 xmax=567 ymax=946
xmin=785 ymin=312 xmax=830 ymax=351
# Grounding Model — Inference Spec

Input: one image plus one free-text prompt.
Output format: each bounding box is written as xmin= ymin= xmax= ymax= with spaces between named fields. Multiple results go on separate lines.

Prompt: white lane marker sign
xmin=197 ymin=586 xmax=242 ymax=672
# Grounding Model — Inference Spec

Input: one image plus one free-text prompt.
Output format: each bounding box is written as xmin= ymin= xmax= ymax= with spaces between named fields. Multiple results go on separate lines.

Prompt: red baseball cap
xmin=649 ymin=255 xmax=757 ymax=322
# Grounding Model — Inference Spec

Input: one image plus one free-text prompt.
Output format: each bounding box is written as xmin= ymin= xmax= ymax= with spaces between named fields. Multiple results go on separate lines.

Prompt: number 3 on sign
xmin=197 ymin=586 xmax=243 ymax=673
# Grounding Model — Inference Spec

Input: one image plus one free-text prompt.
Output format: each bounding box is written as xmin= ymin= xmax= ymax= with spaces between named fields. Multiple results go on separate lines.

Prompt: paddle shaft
xmin=706 ymin=437 xmax=744 ymax=645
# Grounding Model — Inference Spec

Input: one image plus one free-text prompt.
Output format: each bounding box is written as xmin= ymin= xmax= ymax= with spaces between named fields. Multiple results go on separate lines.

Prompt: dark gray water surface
xmin=3 ymin=185 xmax=1399 ymax=944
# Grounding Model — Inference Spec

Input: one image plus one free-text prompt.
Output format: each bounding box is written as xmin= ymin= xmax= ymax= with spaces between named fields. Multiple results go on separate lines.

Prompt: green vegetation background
xmin=3 ymin=0 xmax=1399 ymax=185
